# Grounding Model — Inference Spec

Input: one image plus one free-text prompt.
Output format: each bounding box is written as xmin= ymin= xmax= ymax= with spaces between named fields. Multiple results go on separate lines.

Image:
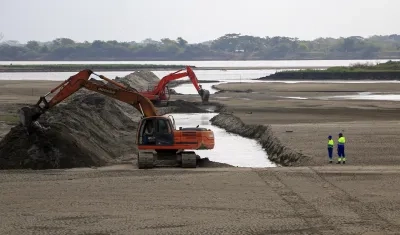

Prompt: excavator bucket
xmin=18 ymin=106 xmax=43 ymax=128
xmin=199 ymin=89 xmax=210 ymax=103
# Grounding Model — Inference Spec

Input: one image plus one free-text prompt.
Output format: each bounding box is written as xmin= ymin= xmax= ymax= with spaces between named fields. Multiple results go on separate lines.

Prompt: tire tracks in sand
xmin=254 ymin=167 xmax=400 ymax=234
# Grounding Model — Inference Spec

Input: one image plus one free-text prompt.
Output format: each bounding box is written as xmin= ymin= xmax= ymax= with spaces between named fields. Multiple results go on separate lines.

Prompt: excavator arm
xmin=19 ymin=69 xmax=158 ymax=128
xmin=152 ymin=66 xmax=210 ymax=103
xmin=186 ymin=66 xmax=210 ymax=103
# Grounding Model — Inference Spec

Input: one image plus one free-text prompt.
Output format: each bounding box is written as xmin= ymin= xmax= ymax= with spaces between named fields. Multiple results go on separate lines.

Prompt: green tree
xmin=1 ymin=33 xmax=400 ymax=60
xmin=177 ymin=37 xmax=188 ymax=47
xmin=26 ymin=41 xmax=40 ymax=51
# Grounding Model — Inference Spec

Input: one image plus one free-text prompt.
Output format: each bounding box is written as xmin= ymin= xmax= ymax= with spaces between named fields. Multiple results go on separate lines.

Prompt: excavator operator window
xmin=144 ymin=120 xmax=154 ymax=135
xmin=157 ymin=119 xmax=171 ymax=134
xmin=141 ymin=119 xmax=156 ymax=145
xmin=154 ymin=118 xmax=174 ymax=145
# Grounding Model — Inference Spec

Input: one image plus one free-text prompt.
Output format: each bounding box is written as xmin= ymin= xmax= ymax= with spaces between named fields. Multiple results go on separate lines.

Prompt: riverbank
xmin=257 ymin=60 xmax=400 ymax=80
xmin=258 ymin=71 xmax=400 ymax=80
xmin=208 ymin=81 xmax=400 ymax=166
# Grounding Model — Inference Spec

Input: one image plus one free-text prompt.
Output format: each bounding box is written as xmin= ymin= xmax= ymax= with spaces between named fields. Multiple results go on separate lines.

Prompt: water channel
xmin=166 ymin=112 xmax=275 ymax=168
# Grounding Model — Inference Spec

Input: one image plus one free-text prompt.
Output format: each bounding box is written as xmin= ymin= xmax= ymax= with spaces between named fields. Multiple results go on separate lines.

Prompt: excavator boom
xmin=19 ymin=69 xmax=157 ymax=127
xmin=18 ymin=69 xmax=215 ymax=169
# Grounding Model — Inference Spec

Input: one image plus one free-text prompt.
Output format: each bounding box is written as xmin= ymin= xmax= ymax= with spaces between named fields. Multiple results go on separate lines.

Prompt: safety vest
xmin=328 ymin=139 xmax=334 ymax=148
xmin=338 ymin=136 xmax=345 ymax=146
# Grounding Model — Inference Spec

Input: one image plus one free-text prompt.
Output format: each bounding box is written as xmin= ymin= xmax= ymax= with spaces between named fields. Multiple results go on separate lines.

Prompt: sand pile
xmin=0 ymin=92 xmax=141 ymax=169
xmin=113 ymin=70 xmax=160 ymax=91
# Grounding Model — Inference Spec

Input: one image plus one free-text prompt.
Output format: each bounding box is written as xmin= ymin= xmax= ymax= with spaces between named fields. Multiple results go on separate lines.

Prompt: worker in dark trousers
xmin=337 ymin=133 xmax=346 ymax=164
xmin=327 ymin=135 xmax=334 ymax=163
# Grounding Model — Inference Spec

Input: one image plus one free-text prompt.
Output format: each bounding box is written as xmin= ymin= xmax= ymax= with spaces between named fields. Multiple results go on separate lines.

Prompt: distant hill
xmin=1 ymin=33 xmax=400 ymax=61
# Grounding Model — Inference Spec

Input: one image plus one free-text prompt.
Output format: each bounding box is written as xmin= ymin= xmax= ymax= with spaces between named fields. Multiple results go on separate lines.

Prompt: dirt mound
xmin=0 ymin=92 xmax=141 ymax=169
xmin=210 ymin=113 xmax=309 ymax=166
xmin=167 ymin=100 xmax=208 ymax=113
xmin=114 ymin=70 xmax=160 ymax=91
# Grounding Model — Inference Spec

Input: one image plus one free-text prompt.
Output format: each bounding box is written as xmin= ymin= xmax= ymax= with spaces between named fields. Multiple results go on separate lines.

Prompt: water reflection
xmin=167 ymin=113 xmax=276 ymax=168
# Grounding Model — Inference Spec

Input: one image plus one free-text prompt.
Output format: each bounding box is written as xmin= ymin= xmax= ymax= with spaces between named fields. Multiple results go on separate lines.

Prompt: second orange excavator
xmin=133 ymin=66 xmax=210 ymax=106
xmin=18 ymin=69 xmax=215 ymax=169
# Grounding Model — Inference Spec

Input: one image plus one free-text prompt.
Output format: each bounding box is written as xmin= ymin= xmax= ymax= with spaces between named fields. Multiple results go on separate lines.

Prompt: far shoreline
xmin=0 ymin=64 xmax=335 ymax=73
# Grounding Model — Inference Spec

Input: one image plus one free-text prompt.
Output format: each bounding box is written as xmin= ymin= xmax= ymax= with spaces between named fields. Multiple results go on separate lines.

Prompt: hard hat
xmin=328 ymin=135 xmax=332 ymax=138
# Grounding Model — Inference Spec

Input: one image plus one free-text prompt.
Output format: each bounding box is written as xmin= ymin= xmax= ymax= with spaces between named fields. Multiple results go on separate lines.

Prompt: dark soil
xmin=0 ymin=92 xmax=140 ymax=169
xmin=166 ymin=100 xmax=209 ymax=113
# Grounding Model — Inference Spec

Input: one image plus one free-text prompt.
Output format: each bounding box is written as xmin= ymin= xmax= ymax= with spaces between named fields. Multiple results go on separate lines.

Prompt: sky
xmin=0 ymin=0 xmax=398 ymax=43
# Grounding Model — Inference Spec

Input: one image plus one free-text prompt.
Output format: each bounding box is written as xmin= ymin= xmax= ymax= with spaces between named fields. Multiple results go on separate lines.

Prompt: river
xmin=1 ymin=59 xmax=399 ymax=95
xmin=1 ymin=59 xmax=398 ymax=67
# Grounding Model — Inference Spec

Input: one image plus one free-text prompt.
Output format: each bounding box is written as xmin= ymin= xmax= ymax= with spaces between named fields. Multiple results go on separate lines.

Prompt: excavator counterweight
xmin=18 ymin=69 xmax=215 ymax=169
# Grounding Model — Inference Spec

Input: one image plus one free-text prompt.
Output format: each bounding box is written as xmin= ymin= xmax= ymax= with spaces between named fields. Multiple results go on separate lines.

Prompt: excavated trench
xmin=210 ymin=113 xmax=309 ymax=166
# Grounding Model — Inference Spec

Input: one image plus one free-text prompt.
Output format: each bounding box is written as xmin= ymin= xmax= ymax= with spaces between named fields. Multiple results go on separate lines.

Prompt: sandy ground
xmin=1 ymin=165 xmax=400 ymax=234
xmin=1 ymin=80 xmax=400 ymax=234
xmin=212 ymin=82 xmax=400 ymax=166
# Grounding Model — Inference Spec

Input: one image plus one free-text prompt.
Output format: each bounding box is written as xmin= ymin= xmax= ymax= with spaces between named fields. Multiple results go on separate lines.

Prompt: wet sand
xmin=1 ymin=80 xmax=400 ymax=233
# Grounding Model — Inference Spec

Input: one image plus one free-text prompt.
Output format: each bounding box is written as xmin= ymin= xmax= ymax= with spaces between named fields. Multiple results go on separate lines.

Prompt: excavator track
xmin=181 ymin=151 xmax=197 ymax=168
xmin=137 ymin=151 xmax=154 ymax=169
xmin=137 ymin=151 xmax=198 ymax=168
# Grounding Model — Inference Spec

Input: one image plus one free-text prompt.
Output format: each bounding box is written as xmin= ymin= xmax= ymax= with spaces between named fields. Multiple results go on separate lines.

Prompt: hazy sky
xmin=0 ymin=0 xmax=398 ymax=43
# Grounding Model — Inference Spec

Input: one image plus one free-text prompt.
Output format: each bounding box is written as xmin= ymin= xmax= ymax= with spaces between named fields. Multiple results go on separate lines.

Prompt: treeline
xmin=1 ymin=33 xmax=400 ymax=61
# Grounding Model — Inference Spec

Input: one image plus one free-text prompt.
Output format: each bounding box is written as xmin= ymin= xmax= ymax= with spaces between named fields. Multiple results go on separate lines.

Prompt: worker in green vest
xmin=337 ymin=133 xmax=346 ymax=164
xmin=327 ymin=135 xmax=334 ymax=163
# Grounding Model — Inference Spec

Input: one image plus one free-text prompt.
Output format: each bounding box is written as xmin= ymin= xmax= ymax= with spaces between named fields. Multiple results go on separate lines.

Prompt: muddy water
xmin=166 ymin=112 xmax=276 ymax=168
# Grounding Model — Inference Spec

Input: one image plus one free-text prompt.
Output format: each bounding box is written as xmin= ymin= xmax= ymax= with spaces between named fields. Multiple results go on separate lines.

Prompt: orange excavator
xmin=18 ymin=69 xmax=215 ymax=168
xmin=138 ymin=66 xmax=210 ymax=106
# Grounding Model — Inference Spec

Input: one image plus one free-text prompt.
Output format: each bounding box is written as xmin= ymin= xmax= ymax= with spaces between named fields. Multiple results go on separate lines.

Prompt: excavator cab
xmin=138 ymin=117 xmax=174 ymax=146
